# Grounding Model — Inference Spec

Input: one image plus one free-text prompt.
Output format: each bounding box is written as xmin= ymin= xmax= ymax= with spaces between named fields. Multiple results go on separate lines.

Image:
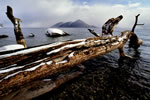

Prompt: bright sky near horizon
xmin=0 ymin=0 xmax=149 ymax=28
xmin=74 ymin=0 xmax=149 ymax=5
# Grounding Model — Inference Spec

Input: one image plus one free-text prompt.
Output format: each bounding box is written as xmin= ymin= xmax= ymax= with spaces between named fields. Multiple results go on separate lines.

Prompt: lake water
xmin=0 ymin=27 xmax=150 ymax=99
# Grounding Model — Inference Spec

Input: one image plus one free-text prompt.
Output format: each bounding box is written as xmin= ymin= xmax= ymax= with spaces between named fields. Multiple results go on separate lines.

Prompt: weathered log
xmin=0 ymin=30 xmax=133 ymax=97
xmin=102 ymin=15 xmax=123 ymax=36
xmin=129 ymin=14 xmax=143 ymax=49
xmin=0 ymin=65 xmax=85 ymax=100
xmin=6 ymin=6 xmax=26 ymax=47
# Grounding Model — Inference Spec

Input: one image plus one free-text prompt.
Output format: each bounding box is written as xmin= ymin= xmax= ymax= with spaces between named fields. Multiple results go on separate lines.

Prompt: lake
xmin=0 ymin=27 xmax=150 ymax=99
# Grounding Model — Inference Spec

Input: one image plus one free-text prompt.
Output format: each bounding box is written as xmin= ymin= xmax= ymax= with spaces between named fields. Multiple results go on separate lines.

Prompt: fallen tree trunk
xmin=0 ymin=30 xmax=133 ymax=97
xmin=1 ymin=65 xmax=85 ymax=100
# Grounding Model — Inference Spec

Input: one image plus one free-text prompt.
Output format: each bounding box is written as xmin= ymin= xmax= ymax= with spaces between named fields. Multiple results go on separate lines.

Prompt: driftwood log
xmin=1 ymin=65 xmax=85 ymax=100
xmin=6 ymin=6 xmax=26 ymax=47
xmin=0 ymin=30 xmax=133 ymax=98
xmin=0 ymin=6 xmax=140 ymax=99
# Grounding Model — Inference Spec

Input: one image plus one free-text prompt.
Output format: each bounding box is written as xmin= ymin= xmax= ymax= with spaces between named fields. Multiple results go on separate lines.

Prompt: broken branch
xmin=6 ymin=6 xmax=27 ymax=47
xmin=129 ymin=14 xmax=143 ymax=49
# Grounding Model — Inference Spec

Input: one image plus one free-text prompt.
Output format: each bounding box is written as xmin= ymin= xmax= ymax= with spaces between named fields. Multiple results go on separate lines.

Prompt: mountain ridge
xmin=51 ymin=19 xmax=97 ymax=28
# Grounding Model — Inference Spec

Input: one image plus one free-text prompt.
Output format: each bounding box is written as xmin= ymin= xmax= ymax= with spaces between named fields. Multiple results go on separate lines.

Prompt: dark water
xmin=0 ymin=27 xmax=99 ymax=47
xmin=0 ymin=27 xmax=150 ymax=99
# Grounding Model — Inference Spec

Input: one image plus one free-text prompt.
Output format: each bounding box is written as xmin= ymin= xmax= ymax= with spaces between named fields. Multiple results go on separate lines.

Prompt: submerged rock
xmin=0 ymin=35 xmax=8 ymax=39
xmin=28 ymin=33 xmax=35 ymax=37
xmin=45 ymin=28 xmax=69 ymax=37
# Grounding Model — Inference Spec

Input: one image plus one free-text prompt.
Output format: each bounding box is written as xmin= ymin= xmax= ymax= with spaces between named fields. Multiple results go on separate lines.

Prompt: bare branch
xmin=88 ymin=29 xmax=100 ymax=37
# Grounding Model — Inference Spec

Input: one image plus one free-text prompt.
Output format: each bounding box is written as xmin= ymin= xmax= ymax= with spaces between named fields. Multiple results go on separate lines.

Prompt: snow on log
xmin=0 ymin=30 xmax=133 ymax=97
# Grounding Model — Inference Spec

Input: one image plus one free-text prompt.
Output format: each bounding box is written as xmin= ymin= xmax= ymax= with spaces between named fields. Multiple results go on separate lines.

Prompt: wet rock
xmin=0 ymin=35 xmax=8 ymax=39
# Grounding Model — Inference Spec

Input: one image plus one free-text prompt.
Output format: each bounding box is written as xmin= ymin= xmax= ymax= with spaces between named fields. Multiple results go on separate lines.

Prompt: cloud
xmin=83 ymin=1 xmax=88 ymax=5
xmin=0 ymin=0 xmax=149 ymax=28
xmin=128 ymin=2 xmax=141 ymax=8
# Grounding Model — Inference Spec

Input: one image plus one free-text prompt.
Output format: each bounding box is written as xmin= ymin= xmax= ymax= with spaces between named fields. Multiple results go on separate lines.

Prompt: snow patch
xmin=0 ymin=42 xmax=64 ymax=59
xmin=46 ymin=61 xmax=53 ymax=65
xmin=0 ymin=66 xmax=24 ymax=74
xmin=118 ymin=35 xmax=127 ymax=41
xmin=0 ymin=44 xmax=24 ymax=52
xmin=56 ymin=60 xmax=68 ymax=65
xmin=68 ymin=52 xmax=74 ymax=58
xmin=0 ymin=71 xmax=23 ymax=82
xmin=47 ymin=41 xmax=85 ymax=55
xmin=0 ymin=39 xmax=85 ymax=59
xmin=0 ymin=60 xmax=54 ymax=82
xmin=46 ymin=28 xmax=65 ymax=35
xmin=25 ymin=63 xmax=45 ymax=71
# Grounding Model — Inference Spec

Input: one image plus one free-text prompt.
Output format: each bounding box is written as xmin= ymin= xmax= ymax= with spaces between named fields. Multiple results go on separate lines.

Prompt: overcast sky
xmin=0 ymin=0 xmax=149 ymax=28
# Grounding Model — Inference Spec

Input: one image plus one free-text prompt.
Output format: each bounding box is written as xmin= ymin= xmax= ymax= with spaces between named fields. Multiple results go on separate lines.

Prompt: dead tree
xmin=0 ymin=30 xmax=133 ymax=98
xmin=129 ymin=14 xmax=143 ymax=49
xmin=6 ymin=6 xmax=27 ymax=47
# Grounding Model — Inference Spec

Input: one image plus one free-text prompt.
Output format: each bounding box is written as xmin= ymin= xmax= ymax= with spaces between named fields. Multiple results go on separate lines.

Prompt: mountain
xmin=51 ymin=19 xmax=97 ymax=28
xmin=51 ymin=22 xmax=64 ymax=28
xmin=0 ymin=24 xmax=3 ymax=28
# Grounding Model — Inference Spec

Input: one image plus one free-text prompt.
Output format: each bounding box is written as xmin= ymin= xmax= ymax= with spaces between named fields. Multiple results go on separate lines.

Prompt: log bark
xmin=6 ymin=6 xmax=26 ymax=47
xmin=0 ymin=30 xmax=133 ymax=97
xmin=0 ymin=65 xmax=85 ymax=100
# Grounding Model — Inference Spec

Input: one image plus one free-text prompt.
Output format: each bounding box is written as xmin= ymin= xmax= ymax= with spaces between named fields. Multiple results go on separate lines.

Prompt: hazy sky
xmin=0 ymin=0 xmax=149 ymax=28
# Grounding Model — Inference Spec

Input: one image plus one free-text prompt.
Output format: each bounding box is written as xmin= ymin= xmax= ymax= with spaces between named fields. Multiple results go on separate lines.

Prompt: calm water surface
xmin=0 ymin=27 xmax=150 ymax=99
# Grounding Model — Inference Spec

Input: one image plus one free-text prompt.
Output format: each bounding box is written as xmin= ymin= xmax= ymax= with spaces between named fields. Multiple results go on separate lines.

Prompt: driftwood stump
xmin=129 ymin=14 xmax=143 ymax=49
xmin=6 ymin=6 xmax=26 ymax=47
